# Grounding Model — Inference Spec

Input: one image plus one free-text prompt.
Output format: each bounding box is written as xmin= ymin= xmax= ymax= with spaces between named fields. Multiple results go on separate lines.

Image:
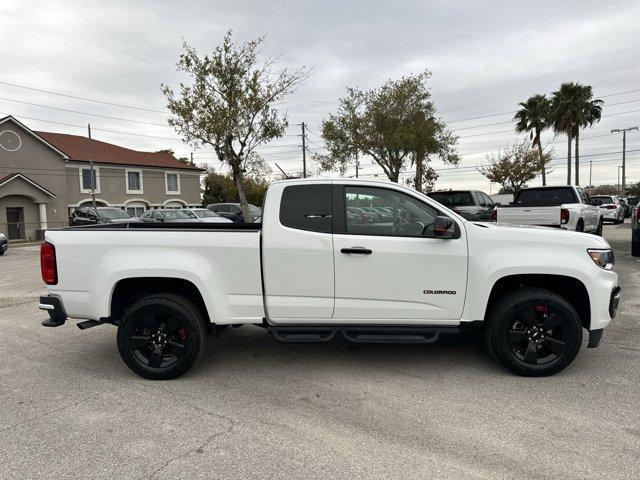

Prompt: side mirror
xmin=432 ymin=216 xmax=455 ymax=239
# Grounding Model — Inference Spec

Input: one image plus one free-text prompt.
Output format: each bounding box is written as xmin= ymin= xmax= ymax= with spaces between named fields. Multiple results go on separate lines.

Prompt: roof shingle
xmin=34 ymin=131 xmax=203 ymax=171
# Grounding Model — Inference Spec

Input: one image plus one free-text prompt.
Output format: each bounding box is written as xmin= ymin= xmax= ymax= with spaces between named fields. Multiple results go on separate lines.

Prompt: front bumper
xmin=39 ymin=295 xmax=68 ymax=327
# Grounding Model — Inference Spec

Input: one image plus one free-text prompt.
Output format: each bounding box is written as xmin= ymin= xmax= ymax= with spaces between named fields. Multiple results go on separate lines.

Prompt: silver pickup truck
xmin=494 ymin=186 xmax=603 ymax=235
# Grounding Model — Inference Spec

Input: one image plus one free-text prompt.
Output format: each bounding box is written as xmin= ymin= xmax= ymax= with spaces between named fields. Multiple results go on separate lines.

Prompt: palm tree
xmin=550 ymin=82 xmax=603 ymax=185
xmin=573 ymin=85 xmax=603 ymax=185
xmin=514 ymin=94 xmax=551 ymax=185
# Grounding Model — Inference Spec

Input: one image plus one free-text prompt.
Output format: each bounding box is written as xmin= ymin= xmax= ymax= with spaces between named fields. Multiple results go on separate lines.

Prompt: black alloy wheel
xmin=117 ymin=294 xmax=206 ymax=380
xmin=485 ymin=288 xmax=582 ymax=376
xmin=505 ymin=305 xmax=569 ymax=366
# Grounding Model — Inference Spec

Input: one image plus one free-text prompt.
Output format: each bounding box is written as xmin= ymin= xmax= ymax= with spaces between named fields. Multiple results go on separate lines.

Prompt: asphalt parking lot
xmin=0 ymin=224 xmax=638 ymax=479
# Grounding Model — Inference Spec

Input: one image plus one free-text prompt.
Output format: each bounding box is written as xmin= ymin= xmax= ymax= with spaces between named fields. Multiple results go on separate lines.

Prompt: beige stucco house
xmin=0 ymin=115 xmax=203 ymax=242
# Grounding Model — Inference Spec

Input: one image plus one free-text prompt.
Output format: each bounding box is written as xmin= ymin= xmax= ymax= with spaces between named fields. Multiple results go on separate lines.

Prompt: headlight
xmin=0 ymin=233 xmax=6 ymax=241
xmin=587 ymin=249 xmax=615 ymax=270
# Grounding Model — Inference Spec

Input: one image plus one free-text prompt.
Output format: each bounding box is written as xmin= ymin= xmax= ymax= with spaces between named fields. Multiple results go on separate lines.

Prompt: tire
xmin=575 ymin=220 xmax=584 ymax=232
xmin=632 ymin=237 xmax=640 ymax=257
xmin=117 ymin=294 xmax=207 ymax=380
xmin=485 ymin=288 xmax=583 ymax=377
xmin=595 ymin=218 xmax=603 ymax=236
xmin=620 ymin=215 xmax=625 ymax=224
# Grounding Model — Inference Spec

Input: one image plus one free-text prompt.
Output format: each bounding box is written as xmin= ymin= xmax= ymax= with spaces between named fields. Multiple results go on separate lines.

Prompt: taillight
xmin=490 ymin=209 xmax=497 ymax=222
xmin=560 ymin=208 xmax=569 ymax=224
xmin=40 ymin=241 xmax=57 ymax=285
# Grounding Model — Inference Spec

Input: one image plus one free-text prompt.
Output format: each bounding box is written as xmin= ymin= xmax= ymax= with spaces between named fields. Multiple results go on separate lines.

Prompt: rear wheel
xmin=485 ymin=288 xmax=582 ymax=376
xmin=595 ymin=218 xmax=603 ymax=236
xmin=632 ymin=236 xmax=640 ymax=257
xmin=575 ymin=220 xmax=584 ymax=232
xmin=117 ymin=294 xmax=206 ymax=380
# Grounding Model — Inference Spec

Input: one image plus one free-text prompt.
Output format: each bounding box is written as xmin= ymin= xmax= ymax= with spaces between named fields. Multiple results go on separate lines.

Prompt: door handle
xmin=341 ymin=247 xmax=372 ymax=255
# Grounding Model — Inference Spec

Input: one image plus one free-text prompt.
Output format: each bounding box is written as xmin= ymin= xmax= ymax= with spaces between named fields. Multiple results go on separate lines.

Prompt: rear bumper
xmin=39 ymin=295 xmax=68 ymax=327
xmin=601 ymin=210 xmax=619 ymax=220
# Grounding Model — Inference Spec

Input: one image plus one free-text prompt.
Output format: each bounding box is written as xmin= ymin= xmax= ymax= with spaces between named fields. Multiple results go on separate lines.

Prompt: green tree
xmin=201 ymin=168 xmax=270 ymax=207
xmin=550 ymin=82 xmax=603 ymax=185
xmin=479 ymin=140 xmax=552 ymax=194
xmin=514 ymin=94 xmax=551 ymax=186
xmin=316 ymin=71 xmax=458 ymax=185
xmin=162 ymin=31 xmax=308 ymax=221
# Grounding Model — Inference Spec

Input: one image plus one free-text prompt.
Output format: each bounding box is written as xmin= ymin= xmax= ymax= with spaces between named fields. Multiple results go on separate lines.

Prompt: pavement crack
xmin=146 ymin=428 xmax=230 ymax=479
xmin=0 ymin=387 xmax=115 ymax=433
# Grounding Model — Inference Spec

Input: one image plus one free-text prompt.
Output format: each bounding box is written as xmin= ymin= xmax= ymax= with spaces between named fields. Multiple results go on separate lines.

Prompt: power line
xmin=0 ymin=96 xmax=170 ymax=127
xmin=0 ymin=80 xmax=170 ymax=114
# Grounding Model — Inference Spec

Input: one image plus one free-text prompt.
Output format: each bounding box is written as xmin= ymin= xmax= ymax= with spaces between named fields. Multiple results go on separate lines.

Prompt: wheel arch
xmin=484 ymin=274 xmax=591 ymax=330
xmin=110 ymin=277 xmax=212 ymax=325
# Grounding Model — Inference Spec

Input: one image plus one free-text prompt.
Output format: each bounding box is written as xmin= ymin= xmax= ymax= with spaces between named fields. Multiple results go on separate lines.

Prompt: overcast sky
xmin=1 ymin=0 xmax=639 ymax=191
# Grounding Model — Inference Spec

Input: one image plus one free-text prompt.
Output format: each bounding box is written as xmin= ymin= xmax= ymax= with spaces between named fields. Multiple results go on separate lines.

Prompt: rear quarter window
xmin=280 ymin=184 xmax=332 ymax=233
xmin=515 ymin=188 xmax=577 ymax=206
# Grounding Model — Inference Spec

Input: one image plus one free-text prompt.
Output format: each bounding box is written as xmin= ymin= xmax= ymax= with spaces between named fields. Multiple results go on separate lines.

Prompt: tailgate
xmin=496 ymin=206 xmax=561 ymax=226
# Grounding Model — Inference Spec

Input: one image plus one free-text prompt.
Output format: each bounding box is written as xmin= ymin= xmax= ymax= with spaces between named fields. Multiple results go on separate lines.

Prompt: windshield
xmin=193 ymin=209 xmax=216 ymax=218
xmin=514 ymin=188 xmax=577 ymax=206
xmin=429 ymin=191 xmax=474 ymax=207
xmin=248 ymin=205 xmax=261 ymax=214
xmin=592 ymin=196 xmax=614 ymax=206
xmin=162 ymin=210 xmax=191 ymax=220
xmin=98 ymin=208 xmax=131 ymax=219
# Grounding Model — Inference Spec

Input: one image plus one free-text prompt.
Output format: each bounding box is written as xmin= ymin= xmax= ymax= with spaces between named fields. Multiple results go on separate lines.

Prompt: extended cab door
xmin=262 ymin=182 xmax=335 ymax=321
xmin=331 ymin=184 xmax=468 ymax=323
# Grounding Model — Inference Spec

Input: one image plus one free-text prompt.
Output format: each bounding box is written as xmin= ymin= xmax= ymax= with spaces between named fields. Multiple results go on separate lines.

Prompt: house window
xmin=79 ymin=167 xmax=100 ymax=194
xmin=125 ymin=202 xmax=146 ymax=218
xmin=165 ymin=172 xmax=181 ymax=195
xmin=126 ymin=169 xmax=143 ymax=193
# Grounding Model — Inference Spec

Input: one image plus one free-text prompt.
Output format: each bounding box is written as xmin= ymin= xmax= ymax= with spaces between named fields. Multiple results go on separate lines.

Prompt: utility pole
xmin=589 ymin=160 xmax=592 ymax=187
xmin=611 ymin=126 xmax=638 ymax=195
xmin=88 ymin=124 xmax=96 ymax=208
xmin=301 ymin=122 xmax=307 ymax=178
xmin=190 ymin=152 xmax=194 ymax=166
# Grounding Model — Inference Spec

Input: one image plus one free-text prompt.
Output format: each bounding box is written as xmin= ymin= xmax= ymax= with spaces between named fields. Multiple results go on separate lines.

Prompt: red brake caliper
xmin=178 ymin=328 xmax=187 ymax=341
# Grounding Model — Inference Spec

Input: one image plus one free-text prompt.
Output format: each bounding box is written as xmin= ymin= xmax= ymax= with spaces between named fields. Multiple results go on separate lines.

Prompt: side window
xmin=75 ymin=208 xmax=86 ymax=218
xmin=280 ymin=184 xmax=332 ymax=233
xmin=231 ymin=205 xmax=242 ymax=214
xmin=345 ymin=186 xmax=439 ymax=237
xmin=482 ymin=193 xmax=494 ymax=207
xmin=474 ymin=192 xmax=485 ymax=206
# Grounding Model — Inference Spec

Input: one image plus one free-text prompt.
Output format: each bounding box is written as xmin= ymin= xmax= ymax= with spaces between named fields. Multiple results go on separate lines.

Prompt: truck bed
xmin=56 ymin=222 xmax=262 ymax=231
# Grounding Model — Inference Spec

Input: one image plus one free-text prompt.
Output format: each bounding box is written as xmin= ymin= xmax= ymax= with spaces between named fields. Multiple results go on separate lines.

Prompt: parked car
xmin=347 ymin=206 xmax=377 ymax=223
xmin=206 ymin=203 xmax=262 ymax=222
xmin=182 ymin=208 xmax=233 ymax=223
xmin=39 ymin=178 xmax=620 ymax=380
xmin=428 ymin=190 xmax=495 ymax=221
xmin=70 ymin=207 xmax=142 ymax=226
xmin=591 ymin=195 xmax=625 ymax=224
xmin=633 ymin=206 xmax=640 ymax=257
xmin=493 ymin=186 xmax=602 ymax=234
xmin=627 ymin=196 xmax=639 ymax=207
xmin=0 ymin=232 xmax=7 ymax=255
xmin=619 ymin=198 xmax=632 ymax=218
xmin=140 ymin=209 xmax=201 ymax=223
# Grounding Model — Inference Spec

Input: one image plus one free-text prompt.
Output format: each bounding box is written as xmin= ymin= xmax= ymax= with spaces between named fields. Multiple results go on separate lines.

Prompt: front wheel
xmin=117 ymin=294 xmax=207 ymax=380
xmin=485 ymin=288 xmax=582 ymax=376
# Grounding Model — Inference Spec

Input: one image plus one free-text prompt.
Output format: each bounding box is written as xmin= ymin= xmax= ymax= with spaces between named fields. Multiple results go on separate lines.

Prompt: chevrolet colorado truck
xmin=493 ymin=185 xmax=603 ymax=234
xmin=38 ymin=179 xmax=621 ymax=379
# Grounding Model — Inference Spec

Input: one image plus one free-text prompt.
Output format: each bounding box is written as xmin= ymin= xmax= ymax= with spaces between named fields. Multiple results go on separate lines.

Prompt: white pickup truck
xmin=494 ymin=185 xmax=603 ymax=234
xmin=39 ymin=179 xmax=620 ymax=379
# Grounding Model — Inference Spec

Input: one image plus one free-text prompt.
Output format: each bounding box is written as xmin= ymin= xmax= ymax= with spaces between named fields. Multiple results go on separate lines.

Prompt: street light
xmin=611 ymin=126 xmax=639 ymax=194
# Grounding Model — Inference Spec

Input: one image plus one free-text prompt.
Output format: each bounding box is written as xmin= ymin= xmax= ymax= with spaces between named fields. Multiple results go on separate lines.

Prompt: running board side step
xmin=269 ymin=325 xmax=459 ymax=344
